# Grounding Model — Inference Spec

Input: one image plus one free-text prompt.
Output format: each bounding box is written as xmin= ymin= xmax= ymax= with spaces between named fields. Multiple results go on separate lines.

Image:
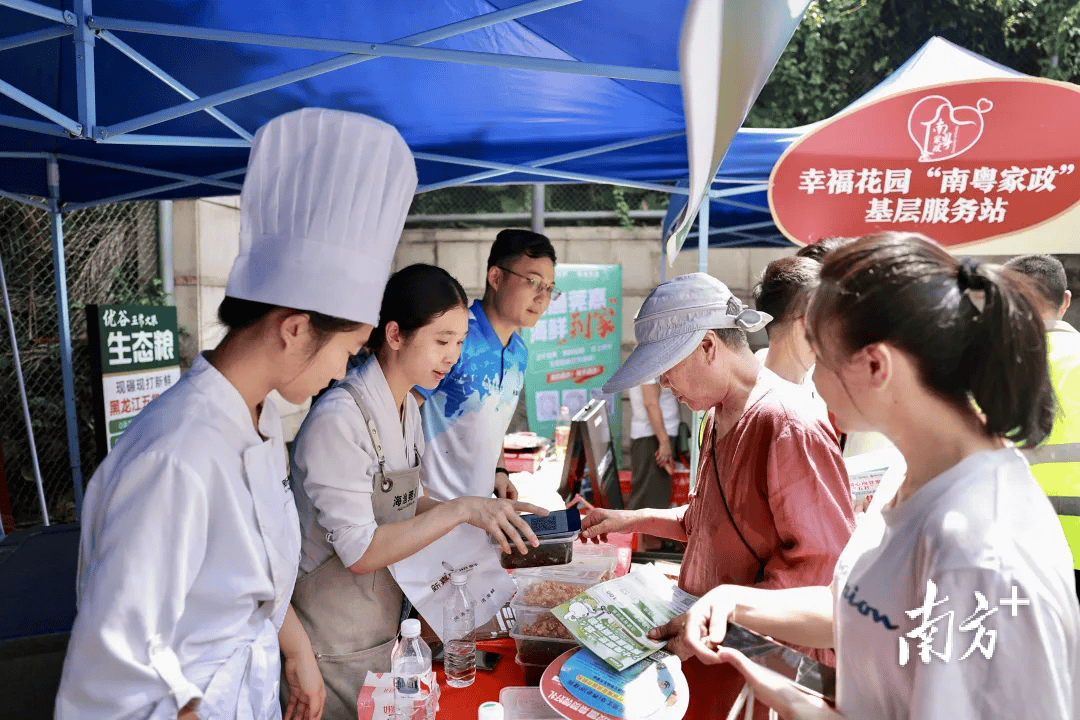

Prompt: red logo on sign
xmin=769 ymin=78 xmax=1080 ymax=248
xmin=908 ymin=95 xmax=993 ymax=162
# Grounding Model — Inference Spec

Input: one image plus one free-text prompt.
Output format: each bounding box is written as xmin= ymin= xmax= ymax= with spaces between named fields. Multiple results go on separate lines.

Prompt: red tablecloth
xmin=433 ymin=535 xmax=634 ymax=718
xmin=434 ymin=638 xmax=521 ymax=718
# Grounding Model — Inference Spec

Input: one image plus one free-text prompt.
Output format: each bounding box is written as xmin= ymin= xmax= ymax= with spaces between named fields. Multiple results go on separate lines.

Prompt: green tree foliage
xmin=745 ymin=0 xmax=1080 ymax=128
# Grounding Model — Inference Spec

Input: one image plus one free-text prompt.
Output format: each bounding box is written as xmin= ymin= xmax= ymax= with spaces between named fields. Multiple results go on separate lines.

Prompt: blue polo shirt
xmin=417 ymin=299 xmax=528 ymax=500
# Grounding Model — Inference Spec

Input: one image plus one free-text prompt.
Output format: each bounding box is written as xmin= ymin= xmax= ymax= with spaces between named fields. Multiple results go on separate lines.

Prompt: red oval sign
xmin=768 ymin=78 xmax=1080 ymax=248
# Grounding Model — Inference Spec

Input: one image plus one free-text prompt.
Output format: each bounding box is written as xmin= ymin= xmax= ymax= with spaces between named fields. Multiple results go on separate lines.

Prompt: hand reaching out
xmin=580 ymin=508 xmax=638 ymax=543
xmin=456 ymin=497 xmax=547 ymax=555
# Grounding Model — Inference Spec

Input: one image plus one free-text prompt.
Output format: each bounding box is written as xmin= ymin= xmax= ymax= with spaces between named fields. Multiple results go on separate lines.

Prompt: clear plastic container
xmin=512 ymin=542 xmax=618 ymax=585
xmin=492 ymin=531 xmax=578 ymax=570
xmin=511 ymin=572 xmax=593 ymax=610
xmin=499 ymin=686 xmax=563 ymax=718
xmin=513 ymin=655 xmax=549 ymax=688
xmin=510 ymin=605 xmax=578 ymax=666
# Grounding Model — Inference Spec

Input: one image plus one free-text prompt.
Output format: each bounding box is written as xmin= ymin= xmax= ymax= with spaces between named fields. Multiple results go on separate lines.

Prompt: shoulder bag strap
xmin=710 ymin=421 xmax=767 ymax=585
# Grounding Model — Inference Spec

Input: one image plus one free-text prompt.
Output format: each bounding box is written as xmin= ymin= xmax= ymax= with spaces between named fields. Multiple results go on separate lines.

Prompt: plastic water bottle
xmin=554 ymin=406 xmax=572 ymax=461
xmin=478 ymin=701 xmax=504 ymax=720
xmin=442 ymin=571 xmax=476 ymax=688
xmin=392 ymin=619 xmax=433 ymax=719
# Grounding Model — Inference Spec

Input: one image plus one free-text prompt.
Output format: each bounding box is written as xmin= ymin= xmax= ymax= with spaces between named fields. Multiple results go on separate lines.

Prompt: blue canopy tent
xmin=663 ymin=36 xmax=1026 ymax=248
xmin=3 ymin=0 xmax=801 ymax=528
xmin=0 ymin=0 xmax=707 ymax=204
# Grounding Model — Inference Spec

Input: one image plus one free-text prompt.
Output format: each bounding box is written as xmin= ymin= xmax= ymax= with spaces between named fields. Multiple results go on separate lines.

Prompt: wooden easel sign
xmin=559 ymin=399 xmax=623 ymax=510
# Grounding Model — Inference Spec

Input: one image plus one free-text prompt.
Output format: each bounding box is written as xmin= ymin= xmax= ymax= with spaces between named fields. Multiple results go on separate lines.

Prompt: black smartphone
xmin=721 ymin=623 xmax=836 ymax=704
xmin=519 ymin=507 xmax=582 ymax=537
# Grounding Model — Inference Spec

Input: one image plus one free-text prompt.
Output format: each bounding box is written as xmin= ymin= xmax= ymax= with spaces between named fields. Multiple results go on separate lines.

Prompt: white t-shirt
xmin=418 ymin=300 xmax=526 ymax=501
xmin=291 ymin=355 xmax=425 ymax=573
xmin=833 ymin=447 xmax=1080 ymax=720
xmin=627 ymin=380 xmax=680 ymax=440
xmin=755 ymin=346 xmax=820 ymax=395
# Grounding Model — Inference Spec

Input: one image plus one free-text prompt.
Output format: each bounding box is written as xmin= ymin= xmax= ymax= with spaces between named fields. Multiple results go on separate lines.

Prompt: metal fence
xmin=405 ymin=183 xmax=671 ymax=227
xmin=0 ymin=198 xmax=160 ymax=530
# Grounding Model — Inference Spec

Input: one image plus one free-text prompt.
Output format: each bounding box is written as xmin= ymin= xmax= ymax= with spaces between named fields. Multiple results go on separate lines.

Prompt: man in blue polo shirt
xmin=416 ymin=229 xmax=558 ymax=501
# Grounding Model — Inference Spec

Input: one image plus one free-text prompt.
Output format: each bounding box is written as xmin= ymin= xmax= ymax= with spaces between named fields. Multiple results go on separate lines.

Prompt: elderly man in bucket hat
xmin=582 ymin=273 xmax=855 ymax=719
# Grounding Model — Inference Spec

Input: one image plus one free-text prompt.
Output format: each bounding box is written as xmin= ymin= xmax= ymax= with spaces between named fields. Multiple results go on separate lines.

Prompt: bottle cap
xmin=401 ymin=619 xmax=422 ymax=638
xmin=450 ymin=571 xmax=468 ymax=585
xmin=477 ymin=701 xmax=504 ymax=720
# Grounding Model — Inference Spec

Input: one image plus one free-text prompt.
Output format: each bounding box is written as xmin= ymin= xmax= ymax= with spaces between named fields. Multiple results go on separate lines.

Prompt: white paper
xmin=535 ymin=390 xmax=561 ymax=422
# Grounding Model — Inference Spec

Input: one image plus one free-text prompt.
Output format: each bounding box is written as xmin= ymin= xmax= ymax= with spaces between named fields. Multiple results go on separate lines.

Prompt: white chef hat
xmin=225 ymin=108 xmax=417 ymax=325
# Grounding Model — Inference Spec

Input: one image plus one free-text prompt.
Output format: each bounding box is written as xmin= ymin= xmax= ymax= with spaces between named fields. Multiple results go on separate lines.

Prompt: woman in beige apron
xmin=288 ymin=264 xmax=545 ymax=720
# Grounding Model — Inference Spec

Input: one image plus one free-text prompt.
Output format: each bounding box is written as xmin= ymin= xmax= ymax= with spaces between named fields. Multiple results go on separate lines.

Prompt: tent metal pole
xmin=0 ymin=78 xmax=82 ymax=136
xmin=92 ymin=0 xmax=585 ymax=142
xmin=93 ymin=54 xmax=374 ymax=140
xmin=708 ymin=183 xmax=768 ymax=199
xmin=55 ymin=154 xmax=243 ymax=191
xmin=99 ymin=134 xmax=250 ymax=147
xmin=0 ymin=250 xmax=50 ymax=528
xmin=47 ymin=156 xmax=84 ymax=517
xmin=689 ymin=200 xmax=710 ymax=488
xmin=0 ymin=0 xmax=69 ymax=25
xmin=90 ymin=0 xmax=588 ymax=140
xmin=62 ymin=167 xmax=247 ymax=210
xmin=413 ymin=152 xmax=689 ymax=195
xmin=0 ymin=189 xmax=49 ymax=210
xmin=74 ymin=0 xmax=96 ymax=134
xmin=660 ymin=239 xmax=667 ymax=283
xmin=87 ymin=16 xmax=678 ymax=92
xmin=0 ymin=113 xmax=70 ymax=137
xmin=0 ymin=25 xmax=71 ymax=52
xmin=714 ymin=220 xmax=777 ymax=234
xmin=698 ymin=200 xmax=710 ymax=274
xmin=712 ymin=197 xmax=771 ymax=213
xmin=416 ymin=130 xmax=686 ymax=193
xmin=158 ymin=200 xmax=174 ymax=303
xmin=532 ymin=185 xmax=545 ymax=233
xmin=97 ymin=30 xmax=253 ymax=141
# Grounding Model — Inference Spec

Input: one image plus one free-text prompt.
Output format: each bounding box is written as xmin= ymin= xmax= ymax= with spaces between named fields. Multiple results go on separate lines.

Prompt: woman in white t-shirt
xmin=654 ymin=232 xmax=1080 ymax=719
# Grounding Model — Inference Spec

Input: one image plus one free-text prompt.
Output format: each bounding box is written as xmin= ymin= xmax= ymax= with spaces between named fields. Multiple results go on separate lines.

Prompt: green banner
xmin=524 ymin=264 xmax=623 ymax=457
xmin=96 ymin=305 xmax=179 ymax=373
xmin=89 ymin=304 xmax=181 ymax=454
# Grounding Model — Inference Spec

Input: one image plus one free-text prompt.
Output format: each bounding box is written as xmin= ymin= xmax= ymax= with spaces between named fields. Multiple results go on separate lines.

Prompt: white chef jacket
xmin=292 ymin=354 xmax=425 ymax=573
xmin=56 ymin=354 xmax=301 ymax=720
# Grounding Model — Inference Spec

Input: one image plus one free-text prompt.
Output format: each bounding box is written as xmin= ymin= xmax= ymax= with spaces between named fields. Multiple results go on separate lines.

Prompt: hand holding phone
xmin=518 ymin=507 xmax=582 ymax=538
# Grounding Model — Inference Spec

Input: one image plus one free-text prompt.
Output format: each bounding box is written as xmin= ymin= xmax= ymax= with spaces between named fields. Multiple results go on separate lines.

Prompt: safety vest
xmin=1023 ymin=320 xmax=1080 ymax=570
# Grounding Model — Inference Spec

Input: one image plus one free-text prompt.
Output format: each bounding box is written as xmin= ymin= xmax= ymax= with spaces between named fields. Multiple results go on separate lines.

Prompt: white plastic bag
xmin=389 ymin=524 xmax=516 ymax=642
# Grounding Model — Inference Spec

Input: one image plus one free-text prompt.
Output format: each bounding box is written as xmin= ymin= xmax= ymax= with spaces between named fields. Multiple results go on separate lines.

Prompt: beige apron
xmin=289 ymin=383 xmax=421 ymax=720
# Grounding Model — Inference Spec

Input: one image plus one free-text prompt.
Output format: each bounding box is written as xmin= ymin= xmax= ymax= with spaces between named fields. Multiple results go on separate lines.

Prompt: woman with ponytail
xmin=655 ymin=233 xmax=1080 ymax=719
xmin=287 ymin=264 xmax=546 ymax=719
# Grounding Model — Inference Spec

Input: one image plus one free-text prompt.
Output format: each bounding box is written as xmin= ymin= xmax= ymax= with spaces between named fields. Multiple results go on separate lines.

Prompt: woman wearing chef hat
xmin=55 ymin=108 xmax=417 ymax=720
